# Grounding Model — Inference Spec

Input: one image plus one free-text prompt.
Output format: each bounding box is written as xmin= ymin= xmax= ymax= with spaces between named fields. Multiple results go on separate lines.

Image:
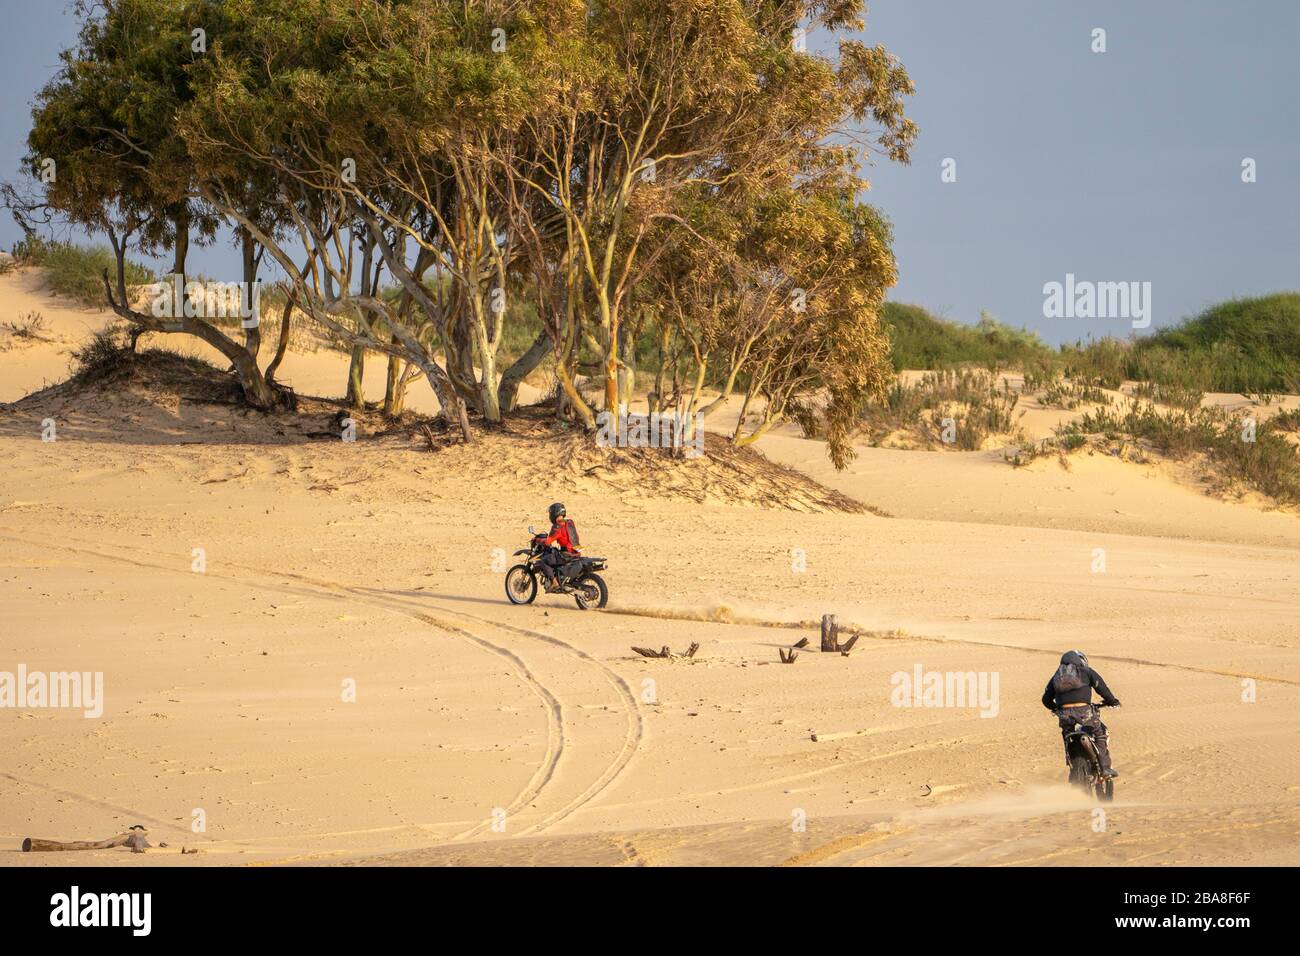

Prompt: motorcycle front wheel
xmin=573 ymin=572 xmax=608 ymax=610
xmin=505 ymin=565 xmax=538 ymax=605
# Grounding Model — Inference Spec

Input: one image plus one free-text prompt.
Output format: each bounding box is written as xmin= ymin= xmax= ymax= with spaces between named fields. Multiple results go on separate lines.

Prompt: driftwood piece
xmin=632 ymin=643 xmax=700 ymax=660
xmin=779 ymin=648 xmax=798 ymax=664
xmin=792 ymin=637 xmax=810 ymax=650
xmin=23 ymin=829 xmax=149 ymax=853
xmin=839 ymin=634 xmax=860 ymax=656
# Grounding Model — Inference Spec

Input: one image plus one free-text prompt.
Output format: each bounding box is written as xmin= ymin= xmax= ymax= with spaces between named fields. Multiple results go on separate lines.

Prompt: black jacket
xmin=1041 ymin=651 xmax=1119 ymax=710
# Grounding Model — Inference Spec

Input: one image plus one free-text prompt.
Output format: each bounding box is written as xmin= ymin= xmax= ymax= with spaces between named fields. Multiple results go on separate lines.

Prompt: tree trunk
xmin=172 ymin=208 xmax=189 ymax=284
xmin=455 ymin=394 xmax=472 ymax=442
xmin=616 ymin=323 xmax=635 ymax=409
xmin=265 ymin=289 xmax=295 ymax=386
xmin=820 ymin=614 xmax=839 ymax=653
xmin=240 ymin=227 xmax=261 ymax=359
xmin=604 ymin=320 xmax=619 ymax=413
xmin=732 ymin=386 xmax=755 ymax=441
xmin=383 ymin=349 xmax=404 ymax=417
xmin=498 ymin=329 xmax=551 ymax=413
xmin=346 ymin=345 xmax=366 ymax=409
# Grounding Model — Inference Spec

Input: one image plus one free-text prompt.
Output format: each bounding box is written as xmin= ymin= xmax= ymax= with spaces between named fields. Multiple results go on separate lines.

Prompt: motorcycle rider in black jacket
xmin=1042 ymin=650 xmax=1122 ymax=777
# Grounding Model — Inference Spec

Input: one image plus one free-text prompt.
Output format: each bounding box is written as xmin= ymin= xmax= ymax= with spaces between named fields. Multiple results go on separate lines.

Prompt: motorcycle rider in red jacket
xmin=537 ymin=502 xmax=580 ymax=591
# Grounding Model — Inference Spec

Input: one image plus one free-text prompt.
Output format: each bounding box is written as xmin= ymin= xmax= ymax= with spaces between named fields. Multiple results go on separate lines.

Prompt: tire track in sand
xmin=0 ymin=530 xmax=641 ymax=840
xmin=362 ymin=591 xmax=643 ymax=837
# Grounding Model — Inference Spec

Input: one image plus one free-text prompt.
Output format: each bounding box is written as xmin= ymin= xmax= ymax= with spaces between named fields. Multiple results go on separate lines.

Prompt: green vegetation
xmin=882 ymin=304 xmax=1054 ymax=372
xmin=1137 ymin=294 xmax=1300 ymax=393
xmin=2 ymin=311 xmax=50 ymax=339
xmin=1065 ymin=401 xmax=1300 ymax=504
xmin=885 ymin=293 xmax=1300 ymax=399
xmin=1062 ymin=294 xmax=1300 ymax=394
xmin=12 ymin=238 xmax=153 ymax=307
xmin=876 ymin=295 xmax=1300 ymax=507
xmin=860 ymin=368 xmax=1024 ymax=451
xmin=69 ymin=324 xmax=133 ymax=383
xmin=22 ymin=0 xmax=916 ymax=448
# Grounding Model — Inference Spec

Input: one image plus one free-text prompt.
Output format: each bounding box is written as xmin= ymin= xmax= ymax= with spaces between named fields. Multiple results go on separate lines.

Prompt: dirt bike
xmin=1058 ymin=701 xmax=1116 ymax=802
xmin=504 ymin=526 xmax=609 ymax=610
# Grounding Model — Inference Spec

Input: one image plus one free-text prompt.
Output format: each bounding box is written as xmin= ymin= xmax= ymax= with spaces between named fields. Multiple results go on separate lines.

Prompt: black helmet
xmin=1062 ymin=649 xmax=1089 ymax=667
xmin=548 ymin=502 xmax=566 ymax=523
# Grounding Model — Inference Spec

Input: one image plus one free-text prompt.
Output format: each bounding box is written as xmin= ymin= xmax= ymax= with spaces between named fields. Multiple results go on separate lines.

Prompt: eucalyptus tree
xmin=511 ymin=0 xmax=917 ymax=416
xmin=23 ymin=0 xmax=293 ymax=408
xmin=24 ymin=0 xmax=916 ymax=466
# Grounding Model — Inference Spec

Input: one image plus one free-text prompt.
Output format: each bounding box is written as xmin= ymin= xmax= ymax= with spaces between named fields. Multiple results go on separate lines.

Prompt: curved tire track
xmin=0 ymin=530 xmax=641 ymax=840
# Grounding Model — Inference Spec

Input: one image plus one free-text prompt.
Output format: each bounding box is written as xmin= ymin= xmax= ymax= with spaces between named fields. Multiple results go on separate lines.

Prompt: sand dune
xmin=2 ymin=271 xmax=1297 ymax=866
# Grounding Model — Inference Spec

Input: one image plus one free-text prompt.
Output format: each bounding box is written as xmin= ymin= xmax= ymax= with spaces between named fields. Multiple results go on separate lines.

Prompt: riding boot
xmin=1093 ymin=724 xmax=1114 ymax=773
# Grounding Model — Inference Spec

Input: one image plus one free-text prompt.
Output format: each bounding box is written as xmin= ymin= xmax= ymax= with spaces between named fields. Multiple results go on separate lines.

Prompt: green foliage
xmin=862 ymin=368 xmax=1023 ymax=449
xmin=1272 ymin=408 xmax=1300 ymax=432
xmin=1053 ymin=400 xmax=1300 ymax=504
xmin=12 ymin=235 xmax=53 ymax=266
xmin=69 ymin=324 xmax=133 ymax=382
xmin=27 ymin=0 xmax=916 ymax=439
xmin=30 ymin=242 xmax=154 ymax=307
xmin=882 ymin=302 xmax=1054 ymax=371
xmin=1063 ymin=294 xmax=1300 ymax=394
xmin=1141 ymin=293 xmax=1300 ymax=392
xmin=1040 ymin=379 xmax=1113 ymax=410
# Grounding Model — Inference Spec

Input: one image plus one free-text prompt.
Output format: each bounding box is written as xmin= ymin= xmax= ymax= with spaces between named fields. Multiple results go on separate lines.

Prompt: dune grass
xmin=1006 ymin=399 xmax=1300 ymax=506
xmin=887 ymin=294 xmax=1300 ymax=398
xmin=861 ymin=368 xmax=1024 ymax=450
xmin=12 ymin=238 xmax=154 ymax=308
xmin=1061 ymin=294 xmax=1300 ymax=394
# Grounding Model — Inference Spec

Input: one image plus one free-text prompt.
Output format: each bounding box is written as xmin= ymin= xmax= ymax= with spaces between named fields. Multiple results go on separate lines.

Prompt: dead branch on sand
xmin=23 ymin=826 xmax=151 ymax=853
xmin=631 ymin=642 xmax=700 ymax=660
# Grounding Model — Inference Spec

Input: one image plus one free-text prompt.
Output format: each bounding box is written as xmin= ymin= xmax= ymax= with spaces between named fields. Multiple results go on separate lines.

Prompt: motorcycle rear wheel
xmin=505 ymin=565 xmax=538 ymax=605
xmin=573 ymin=572 xmax=608 ymax=610
xmin=1068 ymin=755 xmax=1092 ymax=790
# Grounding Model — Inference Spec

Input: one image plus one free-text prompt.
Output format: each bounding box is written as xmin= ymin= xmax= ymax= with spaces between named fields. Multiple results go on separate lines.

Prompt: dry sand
xmin=1 ymin=269 xmax=1297 ymax=866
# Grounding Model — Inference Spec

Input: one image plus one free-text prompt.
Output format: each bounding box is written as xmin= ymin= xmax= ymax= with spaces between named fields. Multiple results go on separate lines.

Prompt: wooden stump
xmin=820 ymin=614 xmax=839 ymax=652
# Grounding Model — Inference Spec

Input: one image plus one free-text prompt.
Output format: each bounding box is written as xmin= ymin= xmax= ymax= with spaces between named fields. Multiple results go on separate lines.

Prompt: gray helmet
xmin=548 ymin=502 xmax=566 ymax=523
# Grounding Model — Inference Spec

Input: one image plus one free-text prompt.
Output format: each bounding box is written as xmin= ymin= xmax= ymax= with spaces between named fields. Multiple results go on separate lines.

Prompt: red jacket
xmin=543 ymin=519 xmax=579 ymax=553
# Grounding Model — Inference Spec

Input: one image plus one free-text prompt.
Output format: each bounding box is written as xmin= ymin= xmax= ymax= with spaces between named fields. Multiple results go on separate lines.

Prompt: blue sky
xmin=1 ymin=0 xmax=1297 ymax=344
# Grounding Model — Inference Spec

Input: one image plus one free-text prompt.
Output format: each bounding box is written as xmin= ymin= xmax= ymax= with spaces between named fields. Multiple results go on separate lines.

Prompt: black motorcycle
xmin=1058 ymin=702 xmax=1116 ymax=802
xmin=504 ymin=526 xmax=609 ymax=610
